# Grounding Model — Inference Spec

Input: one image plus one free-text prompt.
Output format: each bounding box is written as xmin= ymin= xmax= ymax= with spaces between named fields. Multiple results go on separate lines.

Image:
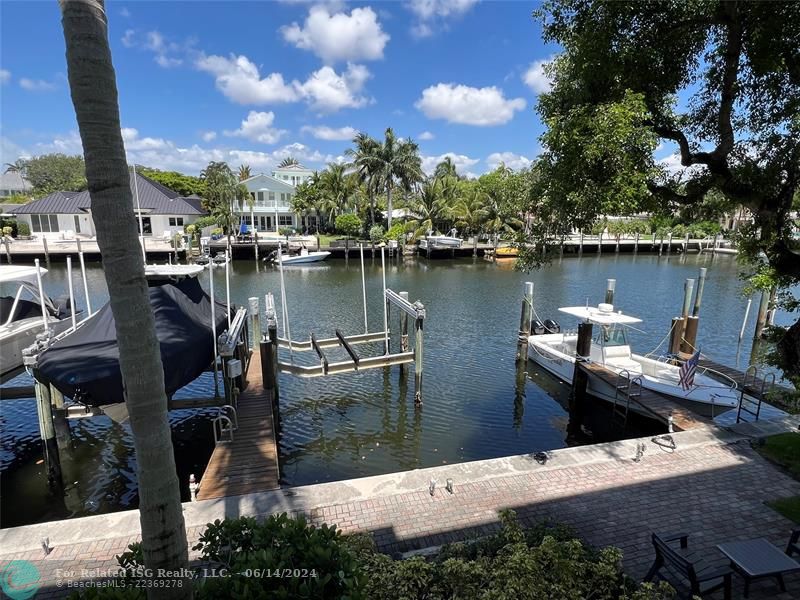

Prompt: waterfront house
xmin=238 ymin=163 xmax=317 ymax=233
xmin=0 ymin=171 xmax=31 ymax=197
xmin=10 ymin=172 xmax=207 ymax=239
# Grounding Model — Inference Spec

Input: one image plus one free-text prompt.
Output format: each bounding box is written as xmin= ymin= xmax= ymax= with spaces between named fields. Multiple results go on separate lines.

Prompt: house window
xmin=168 ymin=217 xmax=184 ymax=227
xmin=138 ymin=217 xmax=152 ymax=235
xmin=268 ymin=192 xmax=275 ymax=204
xmin=74 ymin=215 xmax=81 ymax=234
xmin=280 ymin=193 xmax=287 ymax=204
xmin=278 ymin=215 xmax=293 ymax=227
xmin=257 ymin=191 xmax=265 ymax=205
xmin=31 ymin=214 xmax=60 ymax=233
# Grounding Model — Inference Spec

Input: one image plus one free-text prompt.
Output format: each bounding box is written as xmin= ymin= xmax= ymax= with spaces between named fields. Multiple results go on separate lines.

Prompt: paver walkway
xmin=2 ymin=430 xmax=799 ymax=598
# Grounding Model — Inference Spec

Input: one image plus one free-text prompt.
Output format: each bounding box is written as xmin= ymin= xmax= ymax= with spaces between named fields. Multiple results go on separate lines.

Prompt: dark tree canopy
xmin=528 ymin=0 xmax=800 ymax=382
xmin=23 ymin=153 xmax=88 ymax=196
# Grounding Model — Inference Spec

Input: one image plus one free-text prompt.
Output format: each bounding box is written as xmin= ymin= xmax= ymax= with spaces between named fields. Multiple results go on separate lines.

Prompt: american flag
xmin=679 ymin=349 xmax=701 ymax=391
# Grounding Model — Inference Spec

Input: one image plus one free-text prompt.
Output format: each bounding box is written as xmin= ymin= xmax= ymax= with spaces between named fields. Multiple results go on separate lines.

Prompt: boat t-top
xmin=527 ymin=302 xmax=740 ymax=416
xmin=0 ymin=265 xmax=77 ymax=380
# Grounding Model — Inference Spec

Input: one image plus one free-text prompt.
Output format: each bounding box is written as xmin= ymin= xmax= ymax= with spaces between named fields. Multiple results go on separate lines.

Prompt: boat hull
xmin=1 ymin=317 xmax=74 ymax=379
xmin=276 ymin=251 xmax=331 ymax=265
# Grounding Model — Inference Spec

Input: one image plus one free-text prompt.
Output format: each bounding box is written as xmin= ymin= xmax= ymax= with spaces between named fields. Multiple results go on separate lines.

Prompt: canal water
xmin=1 ymin=252 xmax=795 ymax=527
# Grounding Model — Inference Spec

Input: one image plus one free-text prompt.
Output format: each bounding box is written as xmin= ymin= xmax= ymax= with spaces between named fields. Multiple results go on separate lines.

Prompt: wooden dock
xmin=196 ymin=348 xmax=280 ymax=500
xmin=579 ymin=362 xmax=708 ymax=431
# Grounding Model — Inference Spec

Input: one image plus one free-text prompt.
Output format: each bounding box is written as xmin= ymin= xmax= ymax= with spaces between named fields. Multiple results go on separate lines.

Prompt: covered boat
xmin=35 ymin=276 xmax=228 ymax=406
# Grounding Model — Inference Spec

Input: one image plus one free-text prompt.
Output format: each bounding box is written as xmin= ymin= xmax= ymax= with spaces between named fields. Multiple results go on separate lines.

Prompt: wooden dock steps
xmin=196 ymin=348 xmax=280 ymax=500
xmin=578 ymin=362 xmax=708 ymax=431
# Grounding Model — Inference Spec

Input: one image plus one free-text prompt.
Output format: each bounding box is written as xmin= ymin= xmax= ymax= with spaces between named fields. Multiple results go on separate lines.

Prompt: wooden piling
xmin=42 ymin=237 xmax=50 ymax=262
xmin=669 ymin=316 xmax=684 ymax=355
xmin=76 ymin=237 xmax=82 ymax=254
xmin=267 ymin=318 xmax=279 ymax=405
xmin=598 ymin=231 xmax=602 ymax=254
xmin=34 ymin=372 xmax=62 ymax=487
xmin=684 ymin=233 xmax=690 ymax=254
xmin=3 ymin=237 xmax=11 ymax=264
xmin=753 ymin=289 xmax=771 ymax=341
xmin=579 ymin=232 xmax=584 ymax=256
xmin=604 ymin=279 xmax=616 ymax=305
xmin=634 ymin=232 xmax=639 ymax=253
xmin=682 ymin=267 xmax=707 ymax=352
xmin=765 ymin=287 xmax=778 ymax=326
xmin=516 ymin=282 xmax=534 ymax=362
xmin=568 ymin=322 xmax=593 ymax=434
xmin=667 ymin=233 xmax=673 ymax=254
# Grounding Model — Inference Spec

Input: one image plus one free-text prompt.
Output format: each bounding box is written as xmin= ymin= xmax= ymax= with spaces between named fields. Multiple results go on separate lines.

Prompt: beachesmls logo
xmin=0 ymin=560 xmax=41 ymax=599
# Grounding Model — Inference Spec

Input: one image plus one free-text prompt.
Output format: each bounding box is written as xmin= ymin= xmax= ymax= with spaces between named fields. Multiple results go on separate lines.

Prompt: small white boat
xmin=145 ymin=264 xmax=205 ymax=280
xmin=0 ymin=266 xmax=77 ymax=380
xmin=275 ymin=249 xmax=331 ymax=265
xmin=527 ymin=303 xmax=740 ymax=417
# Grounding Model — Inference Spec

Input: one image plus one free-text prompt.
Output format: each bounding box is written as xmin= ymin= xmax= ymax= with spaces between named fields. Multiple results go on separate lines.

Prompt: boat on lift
xmin=144 ymin=263 xmax=205 ymax=281
xmin=0 ymin=265 xmax=78 ymax=380
xmin=273 ymin=247 xmax=331 ymax=265
xmin=527 ymin=302 xmax=740 ymax=416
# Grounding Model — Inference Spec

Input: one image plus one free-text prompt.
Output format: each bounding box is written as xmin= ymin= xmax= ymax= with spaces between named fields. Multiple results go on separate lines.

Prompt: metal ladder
xmin=736 ymin=365 xmax=775 ymax=423
xmin=612 ymin=369 xmax=642 ymax=429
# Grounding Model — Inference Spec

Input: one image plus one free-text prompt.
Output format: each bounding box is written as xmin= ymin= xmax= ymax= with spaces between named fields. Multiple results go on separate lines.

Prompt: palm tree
xmin=237 ymin=164 xmax=252 ymax=181
xmin=345 ymin=132 xmax=381 ymax=226
xmin=453 ymin=189 xmax=489 ymax=256
xmin=409 ymin=178 xmax=450 ymax=240
xmin=433 ymin=156 xmax=458 ymax=180
xmin=373 ymin=128 xmax=423 ymax=230
xmin=278 ymin=156 xmax=300 ymax=168
xmin=59 ymin=1 xmax=189 ymax=596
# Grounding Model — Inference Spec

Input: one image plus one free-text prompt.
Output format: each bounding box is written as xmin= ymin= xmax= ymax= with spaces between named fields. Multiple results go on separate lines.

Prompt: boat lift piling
xmin=516 ymin=282 xmax=534 ymax=362
xmin=360 ymin=244 xmax=368 ymax=333
xmin=669 ymin=278 xmax=695 ymax=355
xmin=568 ymin=322 xmax=593 ymax=435
xmin=399 ymin=291 xmax=410 ymax=375
xmin=66 ymin=257 xmax=77 ymax=331
xmin=3 ymin=237 xmax=11 ymax=264
xmin=681 ymin=268 xmax=707 ymax=353
xmin=79 ymin=251 xmax=92 ymax=316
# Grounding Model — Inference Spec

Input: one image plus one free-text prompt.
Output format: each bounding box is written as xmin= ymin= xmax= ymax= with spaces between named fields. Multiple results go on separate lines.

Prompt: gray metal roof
xmin=0 ymin=171 xmax=31 ymax=192
xmin=10 ymin=173 xmax=207 ymax=216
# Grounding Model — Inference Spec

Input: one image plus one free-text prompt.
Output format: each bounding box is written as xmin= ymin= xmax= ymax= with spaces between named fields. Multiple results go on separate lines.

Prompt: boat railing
xmin=645 ymin=353 xmax=738 ymax=391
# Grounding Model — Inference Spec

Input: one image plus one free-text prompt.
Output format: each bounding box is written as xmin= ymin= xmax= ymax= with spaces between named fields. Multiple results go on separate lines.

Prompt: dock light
xmin=429 ymin=479 xmax=436 ymax=496
xmin=445 ymin=479 xmax=454 ymax=494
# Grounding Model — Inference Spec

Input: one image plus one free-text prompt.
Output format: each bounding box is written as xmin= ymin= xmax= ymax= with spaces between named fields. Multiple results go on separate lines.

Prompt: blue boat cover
xmin=37 ymin=277 xmax=228 ymax=406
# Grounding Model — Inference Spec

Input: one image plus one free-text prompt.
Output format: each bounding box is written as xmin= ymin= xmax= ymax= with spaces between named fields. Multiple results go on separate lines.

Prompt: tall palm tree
xmin=433 ymin=156 xmax=458 ymax=180
xmin=453 ymin=189 xmax=489 ymax=256
xmin=409 ymin=178 xmax=450 ymax=240
xmin=345 ymin=132 xmax=381 ymax=226
xmin=237 ymin=164 xmax=252 ymax=181
xmin=374 ymin=128 xmax=423 ymax=230
xmin=59 ymin=1 xmax=189 ymax=596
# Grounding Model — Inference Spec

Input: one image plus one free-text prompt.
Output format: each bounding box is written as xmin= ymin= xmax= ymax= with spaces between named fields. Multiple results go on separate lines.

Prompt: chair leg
xmin=643 ymin=558 xmax=662 ymax=582
xmin=776 ymin=573 xmax=786 ymax=592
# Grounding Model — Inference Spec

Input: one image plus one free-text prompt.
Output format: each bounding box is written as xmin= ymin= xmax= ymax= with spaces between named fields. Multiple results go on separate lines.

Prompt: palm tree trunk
xmin=386 ymin=182 xmax=393 ymax=230
xmin=59 ymin=2 xmax=189 ymax=597
xmin=369 ymin=188 xmax=376 ymax=227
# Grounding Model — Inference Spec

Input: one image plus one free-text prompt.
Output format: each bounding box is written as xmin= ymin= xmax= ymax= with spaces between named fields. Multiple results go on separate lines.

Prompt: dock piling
xmin=248 ymin=297 xmax=260 ymax=352
xmin=516 ymin=282 xmax=534 ymax=362
xmin=414 ymin=315 xmax=423 ymax=405
xmin=753 ymin=289 xmax=771 ymax=341
xmin=78 ymin=251 xmax=92 ymax=316
xmin=634 ymin=232 xmax=639 ymax=253
xmin=399 ymin=291 xmax=409 ymax=374
xmin=42 ymin=237 xmax=50 ymax=262
xmin=568 ymin=322 xmax=593 ymax=434
xmin=3 ymin=237 xmax=11 ymax=263
xmin=604 ymin=279 xmax=616 ymax=305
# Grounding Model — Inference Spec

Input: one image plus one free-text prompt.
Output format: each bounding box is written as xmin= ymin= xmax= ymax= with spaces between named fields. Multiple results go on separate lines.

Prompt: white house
xmin=0 ymin=171 xmax=31 ymax=197
xmin=10 ymin=172 xmax=207 ymax=239
xmin=238 ymin=163 xmax=316 ymax=233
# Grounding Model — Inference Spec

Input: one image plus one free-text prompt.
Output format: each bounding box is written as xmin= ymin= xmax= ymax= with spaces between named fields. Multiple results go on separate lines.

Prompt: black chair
xmin=645 ymin=532 xmax=732 ymax=600
xmin=788 ymin=529 xmax=800 ymax=557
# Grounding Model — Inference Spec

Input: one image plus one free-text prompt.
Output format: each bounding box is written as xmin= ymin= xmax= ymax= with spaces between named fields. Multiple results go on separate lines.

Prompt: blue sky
xmin=1 ymin=1 xmax=674 ymax=178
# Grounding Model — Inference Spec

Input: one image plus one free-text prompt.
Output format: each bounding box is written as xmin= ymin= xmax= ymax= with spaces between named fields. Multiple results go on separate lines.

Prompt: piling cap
xmin=189 ymin=474 xmax=196 ymax=483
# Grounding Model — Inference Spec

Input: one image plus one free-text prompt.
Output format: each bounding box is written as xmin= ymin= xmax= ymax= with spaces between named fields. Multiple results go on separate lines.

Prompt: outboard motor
xmin=531 ymin=319 xmax=546 ymax=335
xmin=543 ymin=319 xmax=561 ymax=333
xmin=52 ymin=295 xmax=72 ymax=319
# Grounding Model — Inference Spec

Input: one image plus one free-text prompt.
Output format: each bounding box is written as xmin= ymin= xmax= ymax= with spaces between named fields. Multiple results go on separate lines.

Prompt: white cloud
xmin=20 ymin=78 xmax=57 ymax=92
xmin=121 ymin=29 xmax=136 ymax=48
xmin=122 ymin=30 xmax=184 ymax=68
xmin=120 ymin=7 xmax=131 ymax=18
xmin=0 ymin=69 xmax=10 ymax=84
xmin=297 ymin=63 xmax=371 ymax=113
xmin=486 ymin=151 xmax=533 ymax=171
xmin=407 ymin=0 xmax=479 ymax=37
xmin=155 ymin=55 xmax=183 ymax=68
xmin=281 ymin=5 xmax=389 ymax=64
xmin=421 ymin=152 xmax=479 ymax=176
xmin=224 ymin=111 xmax=287 ymax=144
xmin=418 ymin=131 xmax=435 ymax=140
xmin=200 ymin=131 xmax=217 ymax=142
xmin=301 ymin=125 xmax=358 ymax=141
xmin=195 ymin=53 xmax=301 ymax=104
xmin=415 ymin=83 xmax=525 ymax=126
xmin=523 ymin=57 xmax=553 ymax=95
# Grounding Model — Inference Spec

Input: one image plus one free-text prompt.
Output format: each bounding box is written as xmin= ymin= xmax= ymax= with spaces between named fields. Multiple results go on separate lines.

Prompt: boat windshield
xmin=595 ymin=324 xmax=628 ymax=347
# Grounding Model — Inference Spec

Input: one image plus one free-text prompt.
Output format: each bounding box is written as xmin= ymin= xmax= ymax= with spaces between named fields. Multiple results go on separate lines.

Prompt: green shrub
xmin=190 ymin=216 xmax=218 ymax=232
xmin=336 ymin=213 xmax=363 ymax=239
xmin=2 ymin=226 xmax=12 ymax=237
xmin=385 ymin=222 xmax=407 ymax=242
xmin=279 ymin=226 xmax=294 ymax=238
xmin=369 ymin=224 xmax=385 ymax=242
xmin=16 ymin=221 xmax=30 ymax=236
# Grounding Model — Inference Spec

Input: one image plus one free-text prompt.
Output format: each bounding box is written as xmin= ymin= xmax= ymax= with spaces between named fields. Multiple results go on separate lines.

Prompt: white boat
xmin=145 ymin=264 xmax=205 ymax=280
xmin=527 ymin=303 xmax=740 ymax=417
xmin=211 ymin=253 xmax=230 ymax=267
xmin=275 ymin=249 xmax=331 ymax=265
xmin=0 ymin=265 xmax=77 ymax=380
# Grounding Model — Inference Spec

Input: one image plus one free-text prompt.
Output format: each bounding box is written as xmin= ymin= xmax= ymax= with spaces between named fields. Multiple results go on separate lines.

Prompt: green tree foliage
xmin=200 ymin=161 xmax=248 ymax=243
xmin=278 ymin=156 xmax=300 ymax=168
xmin=237 ymin=164 xmax=252 ymax=181
xmin=532 ymin=0 xmax=800 ymax=382
xmin=453 ymin=189 xmax=489 ymax=255
xmin=23 ymin=153 xmax=87 ymax=196
xmin=3 ymin=194 xmax=31 ymax=204
xmin=335 ymin=213 xmax=363 ymax=240
xmin=138 ymin=167 xmax=206 ymax=197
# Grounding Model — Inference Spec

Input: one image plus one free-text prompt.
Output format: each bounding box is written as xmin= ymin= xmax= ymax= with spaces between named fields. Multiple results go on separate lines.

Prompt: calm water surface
xmin=1 ymin=252 xmax=795 ymax=527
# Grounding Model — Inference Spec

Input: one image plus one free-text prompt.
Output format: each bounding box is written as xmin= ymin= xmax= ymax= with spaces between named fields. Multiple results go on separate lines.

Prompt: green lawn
xmin=756 ymin=432 xmax=800 ymax=523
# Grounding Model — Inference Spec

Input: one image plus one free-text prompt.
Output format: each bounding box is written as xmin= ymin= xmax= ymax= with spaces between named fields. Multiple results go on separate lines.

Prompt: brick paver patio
xmin=2 ymin=439 xmax=799 ymax=599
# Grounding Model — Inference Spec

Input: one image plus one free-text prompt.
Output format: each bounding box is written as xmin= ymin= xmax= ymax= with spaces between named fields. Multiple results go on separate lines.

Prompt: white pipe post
xmin=225 ymin=249 xmax=231 ymax=329
xmin=360 ymin=243 xmax=368 ymax=333
xmin=381 ymin=246 xmax=389 ymax=355
xmin=66 ymin=257 xmax=77 ymax=331
xmin=132 ymin=164 xmax=146 ymax=263
xmin=739 ymin=298 xmax=752 ymax=342
xmin=277 ymin=245 xmax=292 ymax=356
xmin=78 ymin=251 xmax=92 ymax=316
xmin=34 ymin=258 xmax=48 ymax=332
xmin=208 ymin=259 xmax=220 ymax=396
